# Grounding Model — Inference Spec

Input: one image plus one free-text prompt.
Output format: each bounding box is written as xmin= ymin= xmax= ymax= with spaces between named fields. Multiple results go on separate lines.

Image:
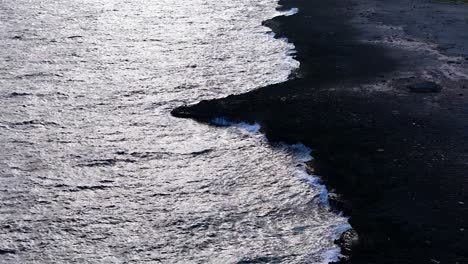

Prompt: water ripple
xmin=0 ymin=0 xmax=345 ymax=263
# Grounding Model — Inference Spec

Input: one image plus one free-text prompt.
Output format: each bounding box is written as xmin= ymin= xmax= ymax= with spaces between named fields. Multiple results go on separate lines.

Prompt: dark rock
xmin=407 ymin=81 xmax=442 ymax=93
xmin=335 ymin=229 xmax=359 ymax=255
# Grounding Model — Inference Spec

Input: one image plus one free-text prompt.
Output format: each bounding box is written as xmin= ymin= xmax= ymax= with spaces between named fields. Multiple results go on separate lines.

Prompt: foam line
xmin=210 ymin=117 xmax=352 ymax=263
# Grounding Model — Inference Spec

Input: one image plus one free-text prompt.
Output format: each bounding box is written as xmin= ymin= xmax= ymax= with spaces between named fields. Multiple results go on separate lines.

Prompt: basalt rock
xmin=335 ymin=229 xmax=359 ymax=256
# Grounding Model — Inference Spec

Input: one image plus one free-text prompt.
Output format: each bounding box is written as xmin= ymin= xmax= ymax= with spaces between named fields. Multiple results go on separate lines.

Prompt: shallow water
xmin=0 ymin=0 xmax=348 ymax=263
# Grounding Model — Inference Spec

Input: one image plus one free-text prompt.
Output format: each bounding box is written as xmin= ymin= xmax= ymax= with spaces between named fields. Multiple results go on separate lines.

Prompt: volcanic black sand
xmin=172 ymin=0 xmax=468 ymax=263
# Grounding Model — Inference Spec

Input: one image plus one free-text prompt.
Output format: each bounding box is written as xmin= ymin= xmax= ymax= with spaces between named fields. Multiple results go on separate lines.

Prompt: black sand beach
xmin=173 ymin=0 xmax=468 ymax=263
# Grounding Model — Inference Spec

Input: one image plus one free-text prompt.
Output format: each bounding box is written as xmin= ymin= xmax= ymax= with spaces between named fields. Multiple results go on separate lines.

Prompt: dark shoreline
xmin=173 ymin=0 xmax=468 ymax=263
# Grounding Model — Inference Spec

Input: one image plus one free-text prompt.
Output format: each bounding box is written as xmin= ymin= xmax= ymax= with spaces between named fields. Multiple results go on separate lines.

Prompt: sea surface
xmin=0 ymin=0 xmax=349 ymax=263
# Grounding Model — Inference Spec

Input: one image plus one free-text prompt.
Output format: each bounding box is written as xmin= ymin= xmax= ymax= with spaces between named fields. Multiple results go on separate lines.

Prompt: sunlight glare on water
xmin=0 ymin=0 xmax=348 ymax=263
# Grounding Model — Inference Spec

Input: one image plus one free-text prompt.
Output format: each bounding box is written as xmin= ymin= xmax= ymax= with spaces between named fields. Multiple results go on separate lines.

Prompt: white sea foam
xmin=211 ymin=117 xmax=261 ymax=133
xmin=295 ymin=166 xmax=331 ymax=207
xmin=1 ymin=0 xmax=347 ymax=263
xmin=281 ymin=7 xmax=299 ymax=17
xmin=322 ymin=248 xmax=342 ymax=263
xmin=211 ymin=117 xmax=352 ymax=263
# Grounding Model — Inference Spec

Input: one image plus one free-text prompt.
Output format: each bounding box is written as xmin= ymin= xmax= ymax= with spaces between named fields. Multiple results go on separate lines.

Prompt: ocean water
xmin=0 ymin=0 xmax=349 ymax=263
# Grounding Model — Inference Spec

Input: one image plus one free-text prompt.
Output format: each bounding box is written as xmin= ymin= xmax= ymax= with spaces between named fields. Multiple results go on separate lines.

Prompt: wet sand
xmin=173 ymin=0 xmax=468 ymax=263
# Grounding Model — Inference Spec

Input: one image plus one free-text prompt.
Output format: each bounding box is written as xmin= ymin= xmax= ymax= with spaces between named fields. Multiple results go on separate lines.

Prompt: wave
xmin=209 ymin=117 xmax=351 ymax=263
